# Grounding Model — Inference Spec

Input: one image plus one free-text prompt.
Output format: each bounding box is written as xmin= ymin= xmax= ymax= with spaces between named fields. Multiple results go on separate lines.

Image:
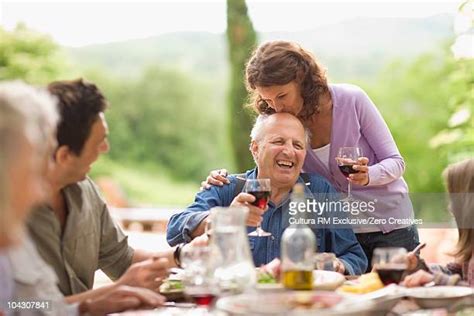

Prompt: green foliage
xmin=360 ymin=42 xmax=472 ymax=221
xmin=84 ymin=65 xmax=232 ymax=182
xmin=3 ymin=18 xmax=468 ymax=213
xmin=0 ymin=24 xmax=232 ymax=204
xmin=226 ymin=0 xmax=257 ymax=171
xmin=0 ymin=24 xmax=70 ymax=84
xmin=365 ymin=45 xmax=453 ymax=194
xmin=429 ymin=56 xmax=474 ymax=161
xmin=89 ymin=156 xmax=199 ymax=206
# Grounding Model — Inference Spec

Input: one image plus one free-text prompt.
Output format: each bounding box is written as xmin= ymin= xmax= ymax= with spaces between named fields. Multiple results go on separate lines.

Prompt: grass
xmin=89 ymin=156 xmax=200 ymax=207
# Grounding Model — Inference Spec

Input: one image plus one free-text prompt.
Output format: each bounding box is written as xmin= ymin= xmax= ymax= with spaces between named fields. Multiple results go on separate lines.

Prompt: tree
xmin=226 ymin=0 xmax=257 ymax=171
xmin=366 ymin=47 xmax=455 ymax=195
xmin=361 ymin=41 xmax=472 ymax=221
xmin=429 ymin=57 xmax=474 ymax=161
xmin=0 ymin=24 xmax=69 ymax=84
xmin=87 ymin=65 xmax=231 ymax=181
xmin=430 ymin=0 xmax=474 ymax=161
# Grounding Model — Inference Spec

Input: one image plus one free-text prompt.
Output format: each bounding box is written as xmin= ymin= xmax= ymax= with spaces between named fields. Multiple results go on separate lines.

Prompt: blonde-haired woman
xmin=0 ymin=80 xmax=65 ymax=313
xmin=404 ymin=158 xmax=474 ymax=287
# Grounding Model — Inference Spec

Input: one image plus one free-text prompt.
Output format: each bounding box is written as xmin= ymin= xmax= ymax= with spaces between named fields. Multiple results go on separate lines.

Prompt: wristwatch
xmin=173 ymin=243 xmax=184 ymax=268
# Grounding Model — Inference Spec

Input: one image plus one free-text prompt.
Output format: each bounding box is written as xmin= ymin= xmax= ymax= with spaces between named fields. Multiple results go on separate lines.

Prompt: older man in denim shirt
xmin=167 ymin=113 xmax=367 ymax=275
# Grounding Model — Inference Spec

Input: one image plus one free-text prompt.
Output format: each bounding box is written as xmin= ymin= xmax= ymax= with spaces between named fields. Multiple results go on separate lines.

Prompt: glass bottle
xmin=281 ymin=183 xmax=316 ymax=290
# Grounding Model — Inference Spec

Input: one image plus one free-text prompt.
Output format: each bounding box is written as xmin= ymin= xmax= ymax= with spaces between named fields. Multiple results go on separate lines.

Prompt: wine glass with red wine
xmin=336 ymin=147 xmax=362 ymax=201
xmin=244 ymin=178 xmax=272 ymax=237
xmin=372 ymin=247 xmax=408 ymax=285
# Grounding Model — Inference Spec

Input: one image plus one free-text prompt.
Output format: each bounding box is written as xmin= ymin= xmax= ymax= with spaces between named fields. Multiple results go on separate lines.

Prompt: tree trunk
xmin=226 ymin=0 xmax=257 ymax=171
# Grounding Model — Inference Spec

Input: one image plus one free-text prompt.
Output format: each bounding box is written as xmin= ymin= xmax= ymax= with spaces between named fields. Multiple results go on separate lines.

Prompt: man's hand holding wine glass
xmin=230 ymin=192 xmax=267 ymax=227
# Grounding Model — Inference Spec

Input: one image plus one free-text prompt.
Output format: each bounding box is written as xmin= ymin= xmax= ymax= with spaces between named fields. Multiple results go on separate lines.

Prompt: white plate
xmin=334 ymin=285 xmax=405 ymax=314
xmin=407 ymin=286 xmax=473 ymax=299
xmin=313 ymin=270 xmax=346 ymax=290
xmin=216 ymin=291 xmax=346 ymax=315
xmin=406 ymin=286 xmax=474 ymax=309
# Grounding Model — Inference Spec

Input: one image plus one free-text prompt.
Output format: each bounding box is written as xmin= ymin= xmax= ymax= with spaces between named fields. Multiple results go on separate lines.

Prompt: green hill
xmin=68 ymin=14 xmax=453 ymax=81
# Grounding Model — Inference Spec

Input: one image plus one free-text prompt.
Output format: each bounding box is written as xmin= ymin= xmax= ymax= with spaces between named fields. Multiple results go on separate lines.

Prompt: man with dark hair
xmin=49 ymin=79 xmax=109 ymax=157
xmin=26 ymin=79 xmax=188 ymax=300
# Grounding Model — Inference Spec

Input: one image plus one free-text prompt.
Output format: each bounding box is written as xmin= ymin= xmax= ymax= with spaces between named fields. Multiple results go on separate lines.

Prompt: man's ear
xmin=54 ymin=145 xmax=72 ymax=166
xmin=250 ymin=140 xmax=259 ymax=160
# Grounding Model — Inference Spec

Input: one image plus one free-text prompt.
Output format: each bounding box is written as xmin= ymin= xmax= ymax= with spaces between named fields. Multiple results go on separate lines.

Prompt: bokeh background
xmin=1 ymin=0 xmax=472 ymax=222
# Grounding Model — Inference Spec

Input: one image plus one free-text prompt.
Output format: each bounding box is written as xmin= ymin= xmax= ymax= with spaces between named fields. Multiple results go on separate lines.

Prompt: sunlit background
xmin=1 ymin=1 xmax=473 ymax=284
xmin=0 ymin=0 xmax=472 ymax=216
xmin=1 ymin=0 xmax=460 ymax=47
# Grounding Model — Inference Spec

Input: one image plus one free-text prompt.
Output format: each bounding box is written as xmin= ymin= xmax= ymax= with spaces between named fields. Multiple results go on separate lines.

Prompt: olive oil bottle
xmin=281 ymin=183 xmax=316 ymax=290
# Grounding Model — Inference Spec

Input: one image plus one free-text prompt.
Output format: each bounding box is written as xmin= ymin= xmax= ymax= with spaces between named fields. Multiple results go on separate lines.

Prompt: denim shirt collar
xmin=243 ymin=168 xmax=314 ymax=201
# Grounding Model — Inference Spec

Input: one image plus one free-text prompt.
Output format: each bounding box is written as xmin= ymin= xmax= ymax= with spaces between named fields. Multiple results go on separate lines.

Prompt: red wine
xmin=248 ymin=190 xmax=270 ymax=209
xmin=190 ymin=294 xmax=216 ymax=306
xmin=377 ymin=267 xmax=406 ymax=285
xmin=338 ymin=164 xmax=358 ymax=177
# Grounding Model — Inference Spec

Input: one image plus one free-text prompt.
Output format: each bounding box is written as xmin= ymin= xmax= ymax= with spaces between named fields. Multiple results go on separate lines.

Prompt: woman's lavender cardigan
xmin=303 ymin=84 xmax=414 ymax=233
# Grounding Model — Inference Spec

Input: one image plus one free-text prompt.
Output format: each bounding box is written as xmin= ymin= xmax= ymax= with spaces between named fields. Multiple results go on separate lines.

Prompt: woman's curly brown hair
xmin=245 ymin=41 xmax=329 ymax=119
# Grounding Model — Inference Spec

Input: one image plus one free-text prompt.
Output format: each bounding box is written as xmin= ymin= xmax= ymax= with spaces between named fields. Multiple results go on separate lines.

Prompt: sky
xmin=0 ymin=0 xmax=461 ymax=47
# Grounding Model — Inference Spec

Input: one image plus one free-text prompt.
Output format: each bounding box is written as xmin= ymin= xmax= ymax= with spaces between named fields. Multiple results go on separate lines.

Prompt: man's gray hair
xmin=250 ymin=114 xmax=311 ymax=144
xmin=0 ymin=81 xmax=59 ymax=239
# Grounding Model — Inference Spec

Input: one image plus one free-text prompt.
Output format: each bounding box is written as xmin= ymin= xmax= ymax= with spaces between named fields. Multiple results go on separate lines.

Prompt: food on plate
xmin=257 ymin=258 xmax=281 ymax=284
xmin=159 ymin=279 xmax=184 ymax=293
xmin=260 ymin=258 xmax=281 ymax=277
xmin=339 ymin=272 xmax=384 ymax=294
xmin=257 ymin=270 xmax=278 ymax=284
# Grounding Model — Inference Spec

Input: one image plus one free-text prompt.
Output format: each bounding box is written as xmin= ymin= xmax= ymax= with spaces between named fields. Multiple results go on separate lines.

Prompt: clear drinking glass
xmin=243 ymin=178 xmax=272 ymax=237
xmin=336 ymin=147 xmax=362 ymax=201
xmin=372 ymin=247 xmax=408 ymax=285
xmin=180 ymin=246 xmax=216 ymax=307
xmin=313 ymin=252 xmax=337 ymax=271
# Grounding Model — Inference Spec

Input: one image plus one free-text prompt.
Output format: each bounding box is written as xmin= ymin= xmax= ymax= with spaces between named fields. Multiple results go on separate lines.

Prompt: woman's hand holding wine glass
xmin=350 ymin=157 xmax=370 ymax=186
xmin=336 ymin=147 xmax=370 ymax=201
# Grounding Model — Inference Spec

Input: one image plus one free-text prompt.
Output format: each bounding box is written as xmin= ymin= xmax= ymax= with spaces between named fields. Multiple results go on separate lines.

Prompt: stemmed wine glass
xmin=336 ymin=147 xmax=362 ymax=201
xmin=244 ymin=178 xmax=272 ymax=237
xmin=372 ymin=247 xmax=408 ymax=285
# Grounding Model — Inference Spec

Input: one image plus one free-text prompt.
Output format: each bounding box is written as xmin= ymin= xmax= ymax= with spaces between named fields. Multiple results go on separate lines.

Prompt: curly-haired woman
xmin=204 ymin=40 xmax=419 ymax=269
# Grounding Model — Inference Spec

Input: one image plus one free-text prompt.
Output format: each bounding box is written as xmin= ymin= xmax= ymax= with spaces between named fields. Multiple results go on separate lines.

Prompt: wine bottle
xmin=281 ymin=183 xmax=316 ymax=290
